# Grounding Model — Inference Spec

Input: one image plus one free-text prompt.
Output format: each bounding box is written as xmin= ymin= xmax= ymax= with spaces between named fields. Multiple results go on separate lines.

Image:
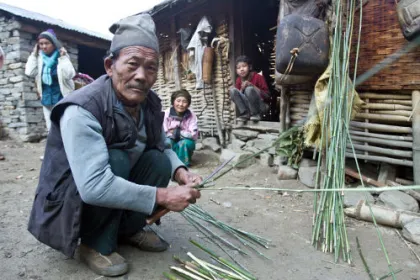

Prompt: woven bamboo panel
xmin=153 ymin=21 xmax=234 ymax=136
xmin=289 ymin=90 xmax=311 ymax=126
xmin=348 ymin=91 xmax=413 ymax=167
xmin=350 ymin=0 xmax=420 ymax=90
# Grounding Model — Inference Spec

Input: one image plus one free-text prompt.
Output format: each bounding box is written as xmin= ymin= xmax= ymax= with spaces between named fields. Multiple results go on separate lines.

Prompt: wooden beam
xmin=412 ymin=90 xmax=420 ymax=184
xmin=20 ymin=21 xmax=110 ymax=50
xmin=170 ymin=16 xmax=181 ymax=90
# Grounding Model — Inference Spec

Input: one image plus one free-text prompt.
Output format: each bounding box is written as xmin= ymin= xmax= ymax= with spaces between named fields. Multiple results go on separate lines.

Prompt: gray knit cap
xmin=38 ymin=29 xmax=62 ymax=49
xmin=109 ymin=13 xmax=159 ymax=53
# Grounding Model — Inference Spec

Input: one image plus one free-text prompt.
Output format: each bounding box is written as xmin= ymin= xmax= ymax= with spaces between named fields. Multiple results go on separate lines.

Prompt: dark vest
xmin=27 ymin=75 xmax=164 ymax=257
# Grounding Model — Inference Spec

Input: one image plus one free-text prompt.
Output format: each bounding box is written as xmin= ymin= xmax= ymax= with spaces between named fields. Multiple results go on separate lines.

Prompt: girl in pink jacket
xmin=163 ymin=90 xmax=199 ymax=166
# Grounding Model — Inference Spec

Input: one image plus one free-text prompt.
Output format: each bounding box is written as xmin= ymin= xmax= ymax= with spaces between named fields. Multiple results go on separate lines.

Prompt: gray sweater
xmin=60 ymin=105 xmax=185 ymax=215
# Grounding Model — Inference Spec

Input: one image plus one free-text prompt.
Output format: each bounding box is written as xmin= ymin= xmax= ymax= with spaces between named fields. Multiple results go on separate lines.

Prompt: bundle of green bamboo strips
xmin=311 ymin=0 xmax=359 ymax=263
xmin=182 ymin=204 xmax=270 ymax=259
xmin=164 ymin=240 xmax=257 ymax=280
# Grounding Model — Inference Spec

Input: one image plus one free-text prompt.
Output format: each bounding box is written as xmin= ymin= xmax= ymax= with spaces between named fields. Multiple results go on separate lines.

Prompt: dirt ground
xmin=0 ymin=139 xmax=419 ymax=280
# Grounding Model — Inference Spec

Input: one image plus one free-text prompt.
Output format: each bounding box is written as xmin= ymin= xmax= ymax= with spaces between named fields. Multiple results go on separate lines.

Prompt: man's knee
xmin=144 ymin=149 xmax=172 ymax=181
xmin=108 ymin=149 xmax=130 ymax=179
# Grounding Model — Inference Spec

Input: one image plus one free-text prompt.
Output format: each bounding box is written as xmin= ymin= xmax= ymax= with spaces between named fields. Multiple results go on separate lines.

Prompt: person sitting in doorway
xmin=164 ymin=89 xmax=199 ymax=167
xmin=25 ymin=29 xmax=76 ymax=132
xmin=229 ymin=55 xmax=270 ymax=122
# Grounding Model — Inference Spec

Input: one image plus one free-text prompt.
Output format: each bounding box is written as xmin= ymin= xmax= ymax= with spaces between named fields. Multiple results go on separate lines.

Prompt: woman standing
xmin=25 ymin=29 xmax=76 ymax=131
xmin=164 ymin=90 xmax=199 ymax=166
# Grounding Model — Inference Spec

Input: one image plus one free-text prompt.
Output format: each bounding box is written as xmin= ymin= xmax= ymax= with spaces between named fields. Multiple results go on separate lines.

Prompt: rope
xmin=277 ymin=47 xmax=299 ymax=84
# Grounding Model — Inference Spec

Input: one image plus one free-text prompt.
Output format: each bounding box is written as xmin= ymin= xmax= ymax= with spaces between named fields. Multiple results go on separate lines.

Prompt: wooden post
xmin=412 ymin=90 xmax=420 ymax=185
xmin=170 ymin=16 xmax=181 ymax=90
xmin=280 ymin=86 xmax=287 ymax=133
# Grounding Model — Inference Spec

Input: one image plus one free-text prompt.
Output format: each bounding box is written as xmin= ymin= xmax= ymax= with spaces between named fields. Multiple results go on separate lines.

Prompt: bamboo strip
xmin=349 ymin=130 xmax=413 ymax=141
xmin=346 ymin=153 xmax=413 ymax=167
xmin=356 ymin=113 xmax=411 ymax=122
xmin=379 ymin=100 xmax=412 ymax=106
xmin=359 ymin=93 xmax=411 ymax=100
xmin=371 ymin=110 xmax=412 ymax=117
xmin=290 ymin=107 xmax=309 ymax=113
xmin=362 ymin=103 xmax=412 ymax=110
xmin=350 ymin=135 xmax=412 ymax=148
xmin=349 ymin=143 xmax=412 ymax=158
xmin=350 ymin=121 xmax=412 ymax=133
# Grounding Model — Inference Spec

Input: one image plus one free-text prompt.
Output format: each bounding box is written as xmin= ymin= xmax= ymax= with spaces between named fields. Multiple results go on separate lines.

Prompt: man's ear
xmin=104 ymin=57 xmax=113 ymax=76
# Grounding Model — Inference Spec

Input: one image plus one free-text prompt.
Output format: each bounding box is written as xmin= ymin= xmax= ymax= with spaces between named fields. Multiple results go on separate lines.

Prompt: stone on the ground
xmin=232 ymin=139 xmax=246 ymax=151
xmin=259 ymin=153 xmax=273 ymax=167
xmin=20 ymin=133 xmax=40 ymax=143
xmin=243 ymin=146 xmax=260 ymax=155
xmin=245 ymin=140 xmax=255 ymax=147
xmin=257 ymin=134 xmax=278 ymax=141
xmin=299 ymin=158 xmax=317 ymax=168
xmin=379 ymin=191 xmax=419 ymax=212
xmin=402 ymin=219 xmax=420 ymax=244
xmin=277 ymin=165 xmax=297 ymax=180
xmin=202 ymin=137 xmax=221 ymax=152
xmin=195 ymin=143 xmax=203 ymax=151
xmin=298 ymin=166 xmax=318 ymax=188
xmin=220 ymin=149 xmax=256 ymax=169
xmin=232 ymin=129 xmax=259 ymax=141
xmin=253 ymin=138 xmax=274 ymax=151
xmin=344 ymin=192 xmax=375 ymax=208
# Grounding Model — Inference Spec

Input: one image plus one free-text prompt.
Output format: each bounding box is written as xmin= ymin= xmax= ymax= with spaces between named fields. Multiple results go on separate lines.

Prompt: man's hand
xmin=156 ymin=184 xmax=201 ymax=212
xmin=174 ymin=167 xmax=203 ymax=186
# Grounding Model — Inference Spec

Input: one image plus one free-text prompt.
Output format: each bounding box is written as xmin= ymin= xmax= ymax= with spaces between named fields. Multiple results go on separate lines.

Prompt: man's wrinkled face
xmin=105 ymin=46 xmax=158 ymax=107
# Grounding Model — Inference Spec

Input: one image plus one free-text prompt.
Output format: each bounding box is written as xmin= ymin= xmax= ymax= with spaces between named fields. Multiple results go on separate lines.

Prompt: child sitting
xmin=229 ymin=55 xmax=270 ymax=122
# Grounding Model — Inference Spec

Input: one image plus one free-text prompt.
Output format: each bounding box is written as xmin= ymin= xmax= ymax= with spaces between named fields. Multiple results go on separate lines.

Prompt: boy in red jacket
xmin=229 ymin=56 xmax=270 ymax=122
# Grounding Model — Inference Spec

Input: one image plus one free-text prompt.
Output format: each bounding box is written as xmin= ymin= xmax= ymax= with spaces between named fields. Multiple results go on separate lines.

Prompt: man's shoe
xmin=122 ymin=230 xmax=169 ymax=252
xmin=79 ymin=244 xmax=128 ymax=277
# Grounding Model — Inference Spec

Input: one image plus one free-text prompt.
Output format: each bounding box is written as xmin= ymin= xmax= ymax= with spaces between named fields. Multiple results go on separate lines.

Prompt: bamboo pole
xmin=349 ymin=143 xmax=412 ymax=158
xmin=380 ymin=100 xmax=412 ymax=106
xmin=350 ymin=130 xmax=413 ymax=141
xmin=350 ymin=121 xmax=412 ymax=134
xmin=344 ymin=201 xmax=420 ymax=228
xmin=362 ymin=103 xmax=412 ymax=110
xmin=412 ymin=91 xmax=420 ymax=185
xmin=356 ymin=113 xmax=411 ymax=122
xmin=371 ymin=110 xmax=412 ymax=117
xmin=290 ymin=107 xmax=309 ymax=113
xmin=359 ymin=93 xmax=411 ymax=100
xmin=345 ymin=168 xmax=383 ymax=187
xmin=346 ymin=153 xmax=413 ymax=167
xmin=396 ymin=178 xmax=414 ymax=185
xmin=280 ymin=86 xmax=287 ymax=133
xmin=350 ymin=135 xmax=412 ymax=148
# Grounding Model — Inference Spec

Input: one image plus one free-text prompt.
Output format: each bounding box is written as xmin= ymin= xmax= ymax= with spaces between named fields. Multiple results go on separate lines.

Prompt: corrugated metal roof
xmin=147 ymin=0 xmax=201 ymax=16
xmin=0 ymin=3 xmax=111 ymax=41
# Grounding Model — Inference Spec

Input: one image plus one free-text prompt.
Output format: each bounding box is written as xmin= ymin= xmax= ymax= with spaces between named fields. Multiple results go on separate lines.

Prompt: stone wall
xmin=0 ymin=15 xmax=79 ymax=141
